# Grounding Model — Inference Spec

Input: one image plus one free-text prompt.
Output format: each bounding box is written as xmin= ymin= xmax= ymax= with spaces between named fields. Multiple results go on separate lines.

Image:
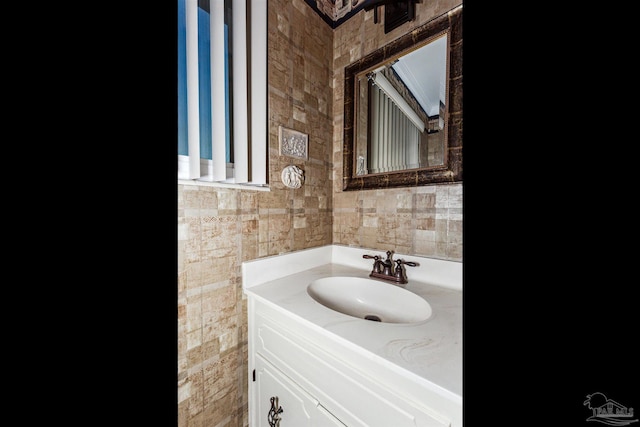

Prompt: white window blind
xmin=178 ymin=0 xmax=267 ymax=186
xmin=369 ymin=80 xmax=422 ymax=174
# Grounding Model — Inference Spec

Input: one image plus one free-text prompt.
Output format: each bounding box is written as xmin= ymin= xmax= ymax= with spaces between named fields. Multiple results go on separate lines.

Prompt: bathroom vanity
xmin=242 ymin=245 xmax=462 ymax=427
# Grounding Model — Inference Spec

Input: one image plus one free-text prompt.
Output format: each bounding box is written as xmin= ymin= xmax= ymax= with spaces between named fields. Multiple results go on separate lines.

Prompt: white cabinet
xmin=247 ymin=296 xmax=457 ymax=427
xmin=254 ymin=354 xmax=346 ymax=426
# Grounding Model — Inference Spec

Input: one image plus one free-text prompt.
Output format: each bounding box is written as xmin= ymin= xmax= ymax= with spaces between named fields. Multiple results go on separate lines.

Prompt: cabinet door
xmin=316 ymin=404 xmax=348 ymax=426
xmin=255 ymin=354 xmax=345 ymax=427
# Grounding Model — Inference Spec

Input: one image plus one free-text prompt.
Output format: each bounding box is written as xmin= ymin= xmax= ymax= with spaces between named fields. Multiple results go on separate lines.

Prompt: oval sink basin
xmin=307 ymin=277 xmax=432 ymax=324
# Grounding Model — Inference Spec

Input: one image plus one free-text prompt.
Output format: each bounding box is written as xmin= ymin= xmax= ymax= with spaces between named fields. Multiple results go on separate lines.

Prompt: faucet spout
xmin=380 ymin=250 xmax=394 ymax=276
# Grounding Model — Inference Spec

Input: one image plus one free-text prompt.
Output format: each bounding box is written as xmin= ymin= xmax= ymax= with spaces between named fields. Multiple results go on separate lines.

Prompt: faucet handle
xmin=394 ymin=259 xmax=419 ymax=283
xmin=363 ymin=254 xmax=382 ymax=273
xmin=395 ymin=259 xmax=418 ymax=269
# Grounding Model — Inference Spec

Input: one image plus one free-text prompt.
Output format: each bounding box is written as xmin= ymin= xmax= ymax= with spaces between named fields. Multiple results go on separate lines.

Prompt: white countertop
xmin=242 ymin=245 xmax=462 ymax=400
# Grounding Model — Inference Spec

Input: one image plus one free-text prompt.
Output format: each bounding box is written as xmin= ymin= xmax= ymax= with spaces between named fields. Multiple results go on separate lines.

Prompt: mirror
xmin=343 ymin=6 xmax=462 ymax=190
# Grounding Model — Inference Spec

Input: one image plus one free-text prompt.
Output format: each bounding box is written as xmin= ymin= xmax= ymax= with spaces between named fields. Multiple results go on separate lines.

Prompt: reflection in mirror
xmin=343 ymin=6 xmax=462 ymax=191
xmin=355 ymin=33 xmax=447 ymax=175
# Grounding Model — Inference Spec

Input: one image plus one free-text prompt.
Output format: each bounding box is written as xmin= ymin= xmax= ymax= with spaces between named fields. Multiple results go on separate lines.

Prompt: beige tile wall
xmin=177 ymin=0 xmax=462 ymax=426
xmin=178 ymin=0 xmax=334 ymax=425
xmin=333 ymin=184 xmax=462 ymax=260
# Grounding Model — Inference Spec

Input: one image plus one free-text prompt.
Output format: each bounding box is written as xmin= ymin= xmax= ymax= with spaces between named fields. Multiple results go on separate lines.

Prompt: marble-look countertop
xmin=243 ymin=246 xmax=462 ymax=400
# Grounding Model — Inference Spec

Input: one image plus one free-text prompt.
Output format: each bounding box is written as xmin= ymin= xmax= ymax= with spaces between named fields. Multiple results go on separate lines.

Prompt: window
xmin=178 ymin=0 xmax=267 ymax=186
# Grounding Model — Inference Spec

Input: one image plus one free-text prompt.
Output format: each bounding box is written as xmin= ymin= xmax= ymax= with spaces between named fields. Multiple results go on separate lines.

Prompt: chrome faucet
xmin=363 ymin=250 xmax=418 ymax=284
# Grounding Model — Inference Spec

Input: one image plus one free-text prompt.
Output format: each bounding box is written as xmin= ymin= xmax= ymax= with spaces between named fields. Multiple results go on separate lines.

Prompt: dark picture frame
xmin=384 ymin=1 xmax=415 ymax=33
